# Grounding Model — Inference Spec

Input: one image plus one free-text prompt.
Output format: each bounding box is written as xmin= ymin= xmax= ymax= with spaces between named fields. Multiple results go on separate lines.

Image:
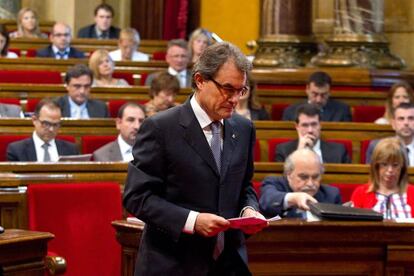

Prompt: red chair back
xmin=254 ymin=139 xmax=260 ymax=162
xmin=352 ymin=106 xmax=385 ymax=122
xmin=107 ymin=100 xmax=147 ymax=118
xmin=152 ymin=51 xmax=166 ymax=60
xmin=329 ymin=183 xmax=364 ymax=203
xmin=27 ymin=182 xmax=122 ymax=276
xmin=267 ymin=138 xmax=292 ymax=161
xmin=253 ymin=181 xmax=261 ymax=198
xmin=26 ymin=99 xmax=41 ymax=112
xmin=113 ymin=72 xmax=134 ymax=85
xmin=0 ymin=135 xmax=29 ymax=161
xmin=8 ymin=48 xmax=21 ymax=57
xmin=25 ymin=49 xmax=38 ymax=57
xmin=326 ymin=139 xmax=353 ymax=159
xmin=0 ymin=98 xmax=20 ymax=105
xmin=271 ymin=103 xmax=289 ymax=121
xmin=81 ymin=135 xmax=117 ymax=154
xmin=0 ymin=70 xmax=62 ymax=84
xmin=360 ymin=140 xmax=372 ymax=164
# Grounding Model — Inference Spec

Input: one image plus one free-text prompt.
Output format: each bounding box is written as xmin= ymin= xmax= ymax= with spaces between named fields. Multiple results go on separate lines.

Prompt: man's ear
xmin=194 ymin=73 xmax=205 ymax=90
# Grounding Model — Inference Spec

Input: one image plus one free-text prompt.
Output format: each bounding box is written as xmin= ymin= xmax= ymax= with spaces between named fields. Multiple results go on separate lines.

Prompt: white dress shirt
xmin=32 ymin=131 xmax=59 ymax=162
xmin=52 ymin=45 xmax=69 ymax=59
xmin=68 ymin=97 xmax=89 ymax=119
xmin=117 ymin=135 xmax=133 ymax=162
xmin=109 ymin=49 xmax=150 ymax=62
xmin=168 ymin=67 xmax=188 ymax=88
xmin=406 ymin=140 xmax=414 ymax=166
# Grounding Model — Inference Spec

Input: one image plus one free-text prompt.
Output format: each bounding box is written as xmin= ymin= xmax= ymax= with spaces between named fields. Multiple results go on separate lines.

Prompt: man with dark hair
xmin=282 ymin=71 xmax=352 ymax=121
xmin=77 ymin=3 xmax=120 ymax=39
xmin=124 ymin=42 xmax=267 ymax=275
xmin=260 ymin=148 xmax=341 ymax=218
xmin=275 ymin=103 xmax=351 ymax=163
xmin=36 ymin=22 xmax=85 ymax=59
xmin=144 ymin=71 xmax=180 ymax=116
xmin=145 ymin=39 xmax=191 ymax=88
xmin=56 ymin=64 xmax=109 ymax=118
xmin=93 ymin=102 xmax=145 ymax=162
xmin=7 ymin=98 xmax=79 ymax=161
xmin=366 ymin=102 xmax=414 ymax=164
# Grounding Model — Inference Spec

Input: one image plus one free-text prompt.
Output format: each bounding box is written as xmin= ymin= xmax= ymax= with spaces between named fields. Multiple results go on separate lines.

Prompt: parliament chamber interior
xmin=1 ymin=0 xmax=414 ymax=275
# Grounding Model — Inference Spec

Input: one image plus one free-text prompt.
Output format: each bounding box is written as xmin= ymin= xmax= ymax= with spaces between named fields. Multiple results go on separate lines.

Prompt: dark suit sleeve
xmin=282 ymin=105 xmax=295 ymax=121
xmin=36 ymin=47 xmax=51 ymax=58
xmin=341 ymin=145 xmax=352 ymax=164
xmin=366 ymin=140 xmax=376 ymax=164
xmin=6 ymin=143 xmax=20 ymax=161
xmin=123 ymin=118 xmax=190 ymax=242
xmin=259 ymin=177 xmax=287 ymax=218
xmin=343 ymin=105 xmax=352 ymax=122
xmin=77 ymin=25 xmax=92 ymax=38
xmin=274 ymin=146 xmax=286 ymax=162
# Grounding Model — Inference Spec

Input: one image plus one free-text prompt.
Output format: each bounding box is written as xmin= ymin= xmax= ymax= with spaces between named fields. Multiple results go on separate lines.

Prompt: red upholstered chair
xmin=352 ymin=106 xmax=385 ymax=122
xmin=360 ymin=139 xmax=372 ymax=164
xmin=81 ymin=135 xmax=117 ymax=154
xmin=254 ymin=139 xmax=261 ymax=162
xmin=152 ymin=51 xmax=166 ymax=60
xmin=0 ymin=70 xmax=62 ymax=84
xmin=25 ymin=49 xmax=38 ymax=57
xmin=26 ymin=98 xmax=41 ymax=112
xmin=329 ymin=183 xmax=364 ymax=203
xmin=140 ymin=72 xmax=149 ymax=85
xmin=113 ymin=72 xmax=134 ymax=85
xmin=252 ymin=181 xmax=261 ymax=198
xmin=0 ymin=98 xmax=20 ymax=105
xmin=8 ymin=48 xmax=21 ymax=57
xmin=326 ymin=139 xmax=353 ymax=160
xmin=267 ymin=138 xmax=292 ymax=161
xmin=0 ymin=135 xmax=29 ymax=161
xmin=271 ymin=103 xmax=289 ymax=121
xmin=107 ymin=99 xmax=147 ymax=118
xmin=27 ymin=182 xmax=122 ymax=276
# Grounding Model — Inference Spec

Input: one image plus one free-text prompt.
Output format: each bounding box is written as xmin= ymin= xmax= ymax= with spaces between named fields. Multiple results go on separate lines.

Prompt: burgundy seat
xmin=267 ymin=138 xmax=293 ymax=161
xmin=81 ymin=135 xmax=117 ymax=155
xmin=0 ymin=70 xmax=62 ymax=84
xmin=271 ymin=103 xmax=289 ymax=121
xmin=352 ymin=106 xmax=385 ymax=122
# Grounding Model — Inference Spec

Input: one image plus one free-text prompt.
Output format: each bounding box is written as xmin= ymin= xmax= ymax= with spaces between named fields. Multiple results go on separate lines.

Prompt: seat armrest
xmin=45 ymin=254 xmax=66 ymax=275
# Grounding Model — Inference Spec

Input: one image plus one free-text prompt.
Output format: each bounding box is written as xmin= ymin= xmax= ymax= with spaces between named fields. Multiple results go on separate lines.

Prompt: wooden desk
xmin=0 ymin=229 xmax=54 ymax=275
xmin=112 ymin=219 xmax=414 ymax=276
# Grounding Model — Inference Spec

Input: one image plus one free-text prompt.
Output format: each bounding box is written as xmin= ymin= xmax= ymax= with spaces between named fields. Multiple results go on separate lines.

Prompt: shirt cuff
xmin=183 ymin=210 xmax=199 ymax=234
xmin=239 ymin=206 xmax=256 ymax=217
xmin=283 ymin=193 xmax=293 ymax=210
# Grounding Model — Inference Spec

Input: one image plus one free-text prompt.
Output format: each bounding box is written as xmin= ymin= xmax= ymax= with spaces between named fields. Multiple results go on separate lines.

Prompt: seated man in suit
xmin=7 ymin=98 xmax=79 ymax=162
xmin=93 ymin=102 xmax=145 ymax=162
xmin=77 ymin=3 xmax=120 ymax=39
xmin=260 ymin=148 xmax=342 ymax=218
xmin=282 ymin=71 xmax=352 ymax=122
xmin=366 ymin=102 xmax=414 ymax=165
xmin=145 ymin=39 xmax=191 ymax=88
xmin=36 ymin=22 xmax=85 ymax=59
xmin=0 ymin=103 xmax=23 ymax=118
xmin=275 ymin=103 xmax=351 ymax=163
xmin=56 ymin=64 xmax=109 ymax=118
xmin=109 ymin=28 xmax=149 ymax=61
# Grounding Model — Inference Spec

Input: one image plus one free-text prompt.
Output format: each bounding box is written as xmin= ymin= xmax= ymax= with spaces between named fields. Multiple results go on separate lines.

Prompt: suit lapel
xmin=26 ymin=139 xmax=38 ymax=161
xmin=113 ymin=141 xmax=123 ymax=161
xmin=220 ymin=119 xmax=237 ymax=181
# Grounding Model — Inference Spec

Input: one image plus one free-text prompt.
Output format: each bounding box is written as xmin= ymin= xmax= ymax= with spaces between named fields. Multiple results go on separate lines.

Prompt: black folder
xmin=309 ymin=202 xmax=383 ymax=221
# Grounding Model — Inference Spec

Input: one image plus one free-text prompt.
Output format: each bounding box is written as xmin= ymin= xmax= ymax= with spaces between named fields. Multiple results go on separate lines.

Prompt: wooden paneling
xmin=131 ymin=0 xmax=164 ymax=39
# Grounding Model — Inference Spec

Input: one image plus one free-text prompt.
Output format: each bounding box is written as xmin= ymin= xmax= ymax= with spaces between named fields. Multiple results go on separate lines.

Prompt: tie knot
xmin=42 ymin=143 xmax=50 ymax=149
xmin=211 ymin=121 xmax=221 ymax=133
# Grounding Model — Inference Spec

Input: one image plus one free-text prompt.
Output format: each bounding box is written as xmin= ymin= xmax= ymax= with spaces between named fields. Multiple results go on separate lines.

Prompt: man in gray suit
xmin=56 ymin=64 xmax=109 ymax=118
xmin=145 ymin=39 xmax=191 ymax=88
xmin=0 ymin=103 xmax=22 ymax=117
xmin=93 ymin=102 xmax=145 ymax=162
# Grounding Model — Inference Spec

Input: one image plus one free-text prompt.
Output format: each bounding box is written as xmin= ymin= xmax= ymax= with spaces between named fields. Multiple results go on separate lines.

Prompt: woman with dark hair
xmin=235 ymin=76 xmax=270 ymax=120
xmin=351 ymin=137 xmax=414 ymax=219
xmin=0 ymin=25 xmax=17 ymax=58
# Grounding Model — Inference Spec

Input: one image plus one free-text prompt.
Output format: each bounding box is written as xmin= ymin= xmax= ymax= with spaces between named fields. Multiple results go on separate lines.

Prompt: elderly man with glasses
xmin=7 ymin=98 xmax=79 ymax=162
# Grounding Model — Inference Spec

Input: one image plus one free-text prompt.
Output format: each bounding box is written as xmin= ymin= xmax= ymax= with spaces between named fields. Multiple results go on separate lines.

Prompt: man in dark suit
xmin=56 ymin=64 xmax=109 ymax=118
xmin=275 ymin=103 xmax=351 ymax=163
xmin=93 ymin=102 xmax=145 ymax=162
xmin=77 ymin=3 xmax=120 ymax=39
xmin=365 ymin=103 xmax=414 ymax=164
xmin=260 ymin=148 xmax=341 ymax=218
xmin=7 ymin=98 xmax=79 ymax=162
xmin=145 ymin=39 xmax=191 ymax=88
xmin=282 ymin=71 xmax=352 ymax=122
xmin=36 ymin=22 xmax=85 ymax=59
xmin=123 ymin=43 xmax=268 ymax=275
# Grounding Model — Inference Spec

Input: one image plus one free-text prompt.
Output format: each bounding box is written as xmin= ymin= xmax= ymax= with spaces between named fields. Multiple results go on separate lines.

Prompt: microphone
xmin=0 ymin=225 xmax=4 ymax=234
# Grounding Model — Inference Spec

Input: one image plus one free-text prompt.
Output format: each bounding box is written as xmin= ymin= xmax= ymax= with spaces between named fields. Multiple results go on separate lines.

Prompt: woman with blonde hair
xmin=351 ymin=137 xmax=414 ymax=219
xmin=88 ymin=49 xmax=129 ymax=87
xmin=188 ymin=28 xmax=213 ymax=63
xmin=10 ymin=8 xmax=47 ymax=38
xmin=375 ymin=81 xmax=414 ymax=124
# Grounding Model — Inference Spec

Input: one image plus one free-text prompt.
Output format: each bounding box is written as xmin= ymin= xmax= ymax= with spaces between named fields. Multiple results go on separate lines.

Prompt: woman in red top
xmin=351 ymin=137 xmax=414 ymax=219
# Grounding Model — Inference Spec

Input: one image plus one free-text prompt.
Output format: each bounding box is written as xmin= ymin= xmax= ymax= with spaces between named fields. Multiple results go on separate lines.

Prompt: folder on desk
xmin=309 ymin=202 xmax=383 ymax=221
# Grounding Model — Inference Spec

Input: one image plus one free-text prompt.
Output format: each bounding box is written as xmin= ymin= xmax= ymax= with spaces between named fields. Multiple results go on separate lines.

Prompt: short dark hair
xmin=308 ymin=71 xmax=332 ymax=87
xmin=34 ymin=98 xmax=61 ymax=117
xmin=64 ymin=64 xmax=93 ymax=84
xmin=192 ymin=42 xmax=252 ymax=90
xmin=294 ymin=103 xmax=321 ymax=123
xmin=149 ymin=72 xmax=180 ymax=98
xmin=167 ymin=39 xmax=188 ymax=51
xmin=117 ymin=102 xmax=145 ymax=119
xmin=393 ymin=102 xmax=414 ymax=117
xmin=94 ymin=3 xmax=114 ymax=17
xmin=0 ymin=24 xmax=10 ymax=56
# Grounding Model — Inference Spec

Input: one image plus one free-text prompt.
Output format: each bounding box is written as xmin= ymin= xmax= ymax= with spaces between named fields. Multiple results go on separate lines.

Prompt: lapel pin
xmin=232 ymin=134 xmax=236 ymax=139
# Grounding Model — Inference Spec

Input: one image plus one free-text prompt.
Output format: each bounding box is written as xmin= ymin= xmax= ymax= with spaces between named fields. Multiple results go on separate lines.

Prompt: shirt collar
xmin=168 ymin=67 xmax=186 ymax=76
xmin=117 ymin=135 xmax=132 ymax=154
xmin=190 ymin=94 xmax=223 ymax=129
xmin=68 ymin=96 xmax=87 ymax=108
xmin=32 ymin=131 xmax=55 ymax=148
xmin=52 ymin=45 xmax=69 ymax=55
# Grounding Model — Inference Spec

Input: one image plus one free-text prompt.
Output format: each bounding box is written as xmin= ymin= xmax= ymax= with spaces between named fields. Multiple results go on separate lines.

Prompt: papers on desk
xmin=394 ymin=218 xmax=414 ymax=223
xmin=228 ymin=215 xmax=280 ymax=229
xmin=126 ymin=217 xmax=144 ymax=224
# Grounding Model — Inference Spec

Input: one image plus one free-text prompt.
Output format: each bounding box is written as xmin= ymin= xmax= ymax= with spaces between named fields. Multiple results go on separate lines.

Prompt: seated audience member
xmin=93 ymin=102 xmax=145 ymax=162
xmin=89 ymin=49 xmax=129 ymax=87
xmin=77 ymin=3 xmax=120 ymax=39
xmin=7 ymin=98 xmax=79 ymax=162
xmin=109 ymin=28 xmax=149 ymax=61
xmin=0 ymin=25 xmax=17 ymax=58
xmin=275 ymin=103 xmax=351 ymax=163
xmin=145 ymin=71 xmax=180 ymax=117
xmin=145 ymin=39 xmax=190 ymax=88
xmin=0 ymin=102 xmax=23 ymax=117
xmin=235 ymin=76 xmax=270 ymax=120
xmin=352 ymin=137 xmax=414 ymax=219
xmin=366 ymin=103 xmax=414 ymax=164
xmin=36 ymin=22 xmax=85 ymax=59
xmin=188 ymin=28 xmax=213 ymax=63
xmin=282 ymin=71 xmax=352 ymax=122
xmin=9 ymin=8 xmax=47 ymax=38
xmin=260 ymin=148 xmax=341 ymax=218
xmin=56 ymin=64 xmax=109 ymax=118
xmin=375 ymin=81 xmax=414 ymax=125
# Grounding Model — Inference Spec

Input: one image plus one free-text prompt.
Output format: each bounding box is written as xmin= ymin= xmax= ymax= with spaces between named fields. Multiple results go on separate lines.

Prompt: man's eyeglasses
xmin=53 ymin=33 xmax=70 ymax=37
xmin=210 ymin=78 xmax=248 ymax=98
xmin=38 ymin=119 xmax=61 ymax=129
